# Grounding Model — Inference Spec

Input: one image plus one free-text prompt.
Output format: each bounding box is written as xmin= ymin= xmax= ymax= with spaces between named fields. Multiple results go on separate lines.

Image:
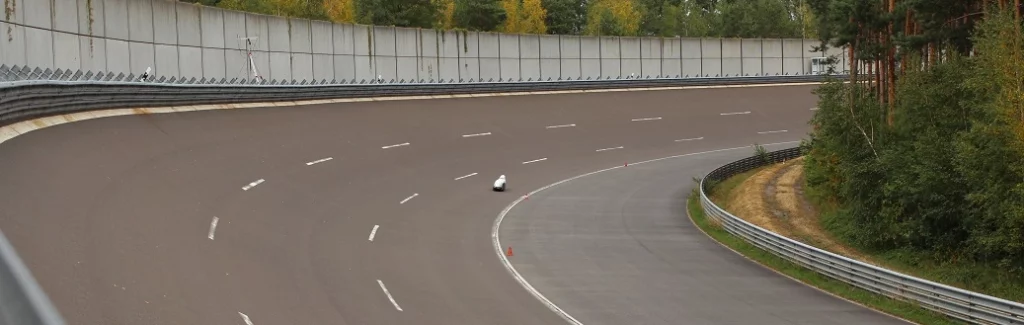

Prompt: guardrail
xmin=0 ymin=73 xmax=845 ymax=325
xmin=699 ymin=147 xmax=1024 ymax=325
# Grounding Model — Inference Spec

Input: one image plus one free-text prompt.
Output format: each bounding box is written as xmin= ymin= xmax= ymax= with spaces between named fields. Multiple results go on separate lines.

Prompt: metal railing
xmin=698 ymin=147 xmax=1024 ymax=325
xmin=0 ymin=68 xmax=846 ymax=324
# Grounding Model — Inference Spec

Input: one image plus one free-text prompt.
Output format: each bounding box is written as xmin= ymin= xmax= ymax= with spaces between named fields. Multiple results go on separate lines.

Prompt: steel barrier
xmin=0 ymin=73 xmax=845 ymax=324
xmin=699 ymin=147 xmax=1024 ymax=325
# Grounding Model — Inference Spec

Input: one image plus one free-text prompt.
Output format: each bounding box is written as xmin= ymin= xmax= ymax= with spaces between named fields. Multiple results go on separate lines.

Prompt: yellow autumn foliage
xmin=434 ymin=0 xmax=456 ymax=29
xmin=500 ymin=0 xmax=547 ymax=34
xmin=323 ymin=0 xmax=357 ymax=23
xmin=584 ymin=0 xmax=641 ymax=36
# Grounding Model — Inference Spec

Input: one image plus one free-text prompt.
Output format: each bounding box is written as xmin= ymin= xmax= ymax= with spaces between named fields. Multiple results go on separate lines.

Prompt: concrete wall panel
xmin=222 ymin=10 xmax=248 ymax=50
xmin=200 ymin=7 xmax=225 ymax=49
xmin=417 ymin=29 xmax=438 ymax=81
xmin=499 ymin=34 xmax=519 ymax=59
xmin=762 ymin=39 xmax=783 ymax=75
xmin=290 ymin=19 xmax=312 ymax=54
xmin=127 ymin=0 xmax=154 ymax=42
xmin=682 ymin=59 xmax=701 ymax=77
xmin=103 ymin=0 xmax=129 ymax=40
xmin=394 ymin=27 xmax=417 ymax=56
xmin=54 ymin=33 xmax=82 ymax=71
xmin=581 ymin=59 xmax=600 ymax=79
xmin=621 ymin=38 xmax=642 ymax=78
xmin=250 ymin=50 xmax=270 ymax=81
xmin=333 ymin=55 xmax=355 ymax=81
xmin=459 ymin=32 xmax=480 ymax=81
xmin=78 ymin=35 xmax=106 ymax=72
xmin=178 ymin=47 xmax=202 ymax=78
xmin=24 ymin=28 xmax=54 ymax=69
xmin=244 ymin=14 xmax=270 ymax=52
xmin=521 ymin=35 xmax=541 ymax=59
xmin=202 ymin=48 xmax=226 ymax=79
xmin=580 ymin=37 xmax=599 ymax=58
xmin=291 ymin=53 xmax=313 ymax=81
xmin=152 ymin=0 xmax=177 ymax=45
xmin=521 ymin=59 xmax=540 ymax=80
xmin=499 ymin=59 xmax=520 ymax=80
xmin=129 ymin=42 xmax=155 ymax=76
xmin=53 ymin=0 xmax=79 ymax=33
xmin=223 ymin=48 xmax=248 ymax=80
xmin=741 ymin=39 xmax=762 ymax=75
xmin=681 ymin=38 xmax=701 ymax=58
xmin=104 ymin=39 xmax=130 ymax=73
xmin=352 ymin=25 xmax=371 ymax=56
xmin=311 ymin=21 xmax=333 ymax=54
xmin=479 ymin=58 xmax=499 ymax=81
xmin=266 ymin=16 xmax=290 ymax=52
xmin=478 ymin=33 xmax=499 ymax=58
xmin=0 ymin=22 xmax=26 ymax=67
xmin=333 ymin=24 xmax=356 ymax=55
xmin=372 ymin=27 xmax=397 ymax=81
xmin=721 ymin=39 xmax=741 ymax=76
xmin=438 ymin=30 xmax=459 ymax=58
xmin=175 ymin=3 xmax=201 ymax=47
xmin=397 ymin=57 xmax=417 ymax=81
xmin=24 ymin=0 xmax=52 ymax=30
xmin=268 ymin=52 xmax=291 ymax=81
xmin=438 ymin=58 xmax=458 ymax=81
xmin=540 ymin=35 xmax=559 ymax=59
xmin=312 ymin=54 xmax=333 ymax=81
xmin=540 ymin=59 xmax=560 ymax=80
xmin=701 ymin=38 xmax=722 ymax=76
xmin=155 ymin=44 xmax=178 ymax=77
xmin=77 ymin=0 xmax=104 ymax=37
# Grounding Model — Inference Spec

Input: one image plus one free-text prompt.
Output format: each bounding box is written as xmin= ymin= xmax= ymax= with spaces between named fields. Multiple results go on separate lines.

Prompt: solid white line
xmin=675 ymin=137 xmax=704 ymax=142
xmin=455 ymin=172 xmax=478 ymax=180
xmin=546 ymin=123 xmax=576 ymax=129
xmin=368 ymin=225 xmax=379 ymax=241
xmin=810 ymin=107 xmax=820 ymax=110
xmin=522 ymin=158 xmax=547 ymax=164
xmin=208 ymin=217 xmax=219 ymax=240
xmin=595 ymin=146 xmax=624 ymax=152
xmin=381 ymin=142 xmax=410 ymax=149
xmin=631 ymin=117 xmax=662 ymax=122
xmin=306 ymin=157 xmax=333 ymax=166
xmin=238 ymin=312 xmax=254 ymax=325
xmin=241 ymin=179 xmax=265 ymax=191
xmin=377 ymin=279 xmax=403 ymax=311
xmin=400 ymin=193 xmax=418 ymax=204
xmin=491 ymin=140 xmax=803 ymax=325
xmin=720 ymin=111 xmax=751 ymax=116
xmin=758 ymin=129 xmax=789 ymax=134
xmin=462 ymin=132 xmax=491 ymax=138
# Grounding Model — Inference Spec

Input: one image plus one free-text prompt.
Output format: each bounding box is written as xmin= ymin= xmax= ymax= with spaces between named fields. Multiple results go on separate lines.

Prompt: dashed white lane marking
xmin=208 ymin=217 xmax=219 ymax=240
xmin=377 ymin=279 xmax=403 ymax=311
xmin=400 ymin=193 xmax=419 ymax=204
xmin=720 ymin=111 xmax=751 ymax=116
xmin=306 ymin=157 xmax=333 ymax=166
xmin=758 ymin=129 xmax=789 ymax=134
xmin=546 ymin=123 xmax=576 ymax=129
xmin=595 ymin=146 xmax=624 ymax=152
xmin=462 ymin=132 xmax=491 ymax=138
xmin=522 ymin=158 xmax=548 ymax=164
xmin=241 ymin=179 xmax=265 ymax=191
xmin=455 ymin=172 xmax=478 ymax=180
xmin=238 ymin=312 xmax=254 ymax=325
xmin=631 ymin=117 xmax=662 ymax=122
xmin=675 ymin=137 xmax=704 ymax=142
xmin=368 ymin=225 xmax=379 ymax=241
xmin=381 ymin=142 xmax=410 ymax=149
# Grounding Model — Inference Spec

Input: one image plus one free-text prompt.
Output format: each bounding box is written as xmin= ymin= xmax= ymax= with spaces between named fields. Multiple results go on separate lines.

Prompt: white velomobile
xmin=493 ymin=175 xmax=507 ymax=192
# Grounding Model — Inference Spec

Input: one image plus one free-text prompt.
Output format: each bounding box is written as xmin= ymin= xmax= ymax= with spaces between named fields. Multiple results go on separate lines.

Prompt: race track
xmin=0 ymin=84 xmax=896 ymax=324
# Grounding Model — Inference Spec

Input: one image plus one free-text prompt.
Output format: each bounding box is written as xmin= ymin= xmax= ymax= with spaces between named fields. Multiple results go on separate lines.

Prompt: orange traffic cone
xmin=506 ymin=246 xmax=514 ymax=257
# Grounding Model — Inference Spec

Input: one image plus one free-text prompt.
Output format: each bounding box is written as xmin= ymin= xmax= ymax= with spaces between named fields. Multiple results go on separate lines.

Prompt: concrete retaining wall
xmin=0 ymin=0 xmax=845 ymax=83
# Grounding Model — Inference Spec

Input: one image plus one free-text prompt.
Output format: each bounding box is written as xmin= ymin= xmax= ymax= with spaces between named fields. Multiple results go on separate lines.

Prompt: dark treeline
xmin=804 ymin=0 xmax=1024 ymax=279
xmin=178 ymin=0 xmax=816 ymax=38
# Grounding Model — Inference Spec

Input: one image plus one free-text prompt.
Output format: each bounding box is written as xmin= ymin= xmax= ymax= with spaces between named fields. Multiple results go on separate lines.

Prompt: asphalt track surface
xmin=500 ymin=143 xmax=907 ymax=325
xmin=0 ymin=84 xmax=898 ymax=324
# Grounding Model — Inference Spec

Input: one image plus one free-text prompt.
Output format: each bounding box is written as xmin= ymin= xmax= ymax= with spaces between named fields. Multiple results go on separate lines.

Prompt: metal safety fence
xmin=699 ymin=147 xmax=1024 ymax=325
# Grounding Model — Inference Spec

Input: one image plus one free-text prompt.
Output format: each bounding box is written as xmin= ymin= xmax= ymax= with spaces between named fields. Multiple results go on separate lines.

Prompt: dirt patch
xmin=723 ymin=157 xmax=874 ymax=263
